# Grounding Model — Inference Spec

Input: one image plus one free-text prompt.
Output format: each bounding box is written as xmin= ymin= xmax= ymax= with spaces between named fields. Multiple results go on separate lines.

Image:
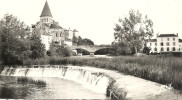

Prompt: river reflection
xmin=0 ymin=76 xmax=108 ymax=99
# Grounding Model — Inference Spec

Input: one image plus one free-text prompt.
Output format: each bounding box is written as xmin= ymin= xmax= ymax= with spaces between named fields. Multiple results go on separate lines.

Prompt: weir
xmin=0 ymin=66 xmax=115 ymax=95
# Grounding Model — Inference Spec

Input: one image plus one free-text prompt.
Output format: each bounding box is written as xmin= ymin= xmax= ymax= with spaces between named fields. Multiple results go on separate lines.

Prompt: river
xmin=0 ymin=76 xmax=108 ymax=99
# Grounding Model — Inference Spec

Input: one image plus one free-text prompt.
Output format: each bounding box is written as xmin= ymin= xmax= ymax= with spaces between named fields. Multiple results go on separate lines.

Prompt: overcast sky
xmin=0 ymin=0 xmax=182 ymax=45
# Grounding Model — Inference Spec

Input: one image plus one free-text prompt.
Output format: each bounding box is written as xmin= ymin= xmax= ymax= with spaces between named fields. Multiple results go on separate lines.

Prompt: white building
xmin=33 ymin=28 xmax=52 ymax=51
xmin=147 ymin=33 xmax=182 ymax=53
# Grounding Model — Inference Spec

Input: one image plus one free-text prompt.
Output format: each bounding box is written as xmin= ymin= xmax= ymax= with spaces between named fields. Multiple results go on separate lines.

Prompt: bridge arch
xmin=71 ymin=45 xmax=113 ymax=56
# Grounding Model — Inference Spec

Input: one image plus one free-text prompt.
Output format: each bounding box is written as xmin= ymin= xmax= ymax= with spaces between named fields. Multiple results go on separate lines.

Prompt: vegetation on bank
xmin=23 ymin=56 xmax=182 ymax=90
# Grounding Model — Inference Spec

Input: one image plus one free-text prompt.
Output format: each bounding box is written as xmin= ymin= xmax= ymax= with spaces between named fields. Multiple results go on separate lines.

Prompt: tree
xmin=81 ymin=38 xmax=94 ymax=45
xmin=114 ymin=10 xmax=153 ymax=54
xmin=29 ymin=34 xmax=46 ymax=59
xmin=77 ymin=36 xmax=82 ymax=45
xmin=143 ymin=45 xmax=151 ymax=55
xmin=0 ymin=14 xmax=31 ymax=64
xmin=112 ymin=41 xmax=130 ymax=55
xmin=48 ymin=42 xmax=72 ymax=57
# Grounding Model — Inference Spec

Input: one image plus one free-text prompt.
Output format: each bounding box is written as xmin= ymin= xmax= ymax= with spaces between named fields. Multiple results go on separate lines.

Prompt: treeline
xmin=72 ymin=36 xmax=94 ymax=46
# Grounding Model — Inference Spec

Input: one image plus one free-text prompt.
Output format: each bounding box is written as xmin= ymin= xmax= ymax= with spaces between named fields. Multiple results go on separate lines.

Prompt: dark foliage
xmin=48 ymin=43 xmax=72 ymax=57
xmin=29 ymin=34 xmax=46 ymax=59
xmin=0 ymin=14 xmax=31 ymax=65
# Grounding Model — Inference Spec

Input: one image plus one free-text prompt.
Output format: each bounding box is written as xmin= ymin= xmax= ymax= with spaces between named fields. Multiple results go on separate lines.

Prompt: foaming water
xmin=0 ymin=66 xmax=113 ymax=94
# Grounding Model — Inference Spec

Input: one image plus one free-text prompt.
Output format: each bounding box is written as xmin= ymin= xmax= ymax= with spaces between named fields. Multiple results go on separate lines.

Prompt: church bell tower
xmin=40 ymin=1 xmax=53 ymax=26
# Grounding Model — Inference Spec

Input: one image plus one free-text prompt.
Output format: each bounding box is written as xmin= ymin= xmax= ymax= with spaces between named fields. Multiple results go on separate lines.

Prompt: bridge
xmin=70 ymin=45 xmax=112 ymax=56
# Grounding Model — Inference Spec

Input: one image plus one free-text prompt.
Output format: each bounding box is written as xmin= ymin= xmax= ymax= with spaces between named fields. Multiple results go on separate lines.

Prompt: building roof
xmin=179 ymin=39 xmax=182 ymax=42
xmin=157 ymin=34 xmax=178 ymax=37
xmin=50 ymin=24 xmax=62 ymax=29
xmin=147 ymin=39 xmax=157 ymax=42
xmin=40 ymin=1 xmax=53 ymax=17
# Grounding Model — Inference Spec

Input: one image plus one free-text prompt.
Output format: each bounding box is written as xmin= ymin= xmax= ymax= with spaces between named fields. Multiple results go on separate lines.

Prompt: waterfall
xmin=0 ymin=66 xmax=113 ymax=94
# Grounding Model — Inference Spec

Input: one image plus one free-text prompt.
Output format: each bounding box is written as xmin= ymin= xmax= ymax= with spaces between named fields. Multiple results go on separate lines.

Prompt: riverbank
xmin=23 ymin=56 xmax=182 ymax=91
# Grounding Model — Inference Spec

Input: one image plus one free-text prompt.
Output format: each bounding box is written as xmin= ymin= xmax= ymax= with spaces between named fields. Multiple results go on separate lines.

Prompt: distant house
xmin=31 ymin=1 xmax=78 ymax=50
xmin=147 ymin=33 xmax=182 ymax=53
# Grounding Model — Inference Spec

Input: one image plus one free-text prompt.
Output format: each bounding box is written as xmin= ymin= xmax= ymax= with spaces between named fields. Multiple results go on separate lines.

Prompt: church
xmin=31 ymin=1 xmax=78 ymax=50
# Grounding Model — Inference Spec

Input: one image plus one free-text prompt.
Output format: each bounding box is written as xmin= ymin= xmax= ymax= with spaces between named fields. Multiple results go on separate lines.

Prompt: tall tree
xmin=114 ymin=10 xmax=153 ymax=54
xmin=0 ymin=14 xmax=31 ymax=64
xmin=29 ymin=34 xmax=46 ymax=59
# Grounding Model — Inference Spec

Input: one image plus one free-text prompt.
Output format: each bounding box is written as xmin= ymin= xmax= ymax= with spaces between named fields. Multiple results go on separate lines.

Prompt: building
xmin=31 ymin=1 xmax=77 ymax=50
xmin=147 ymin=33 xmax=182 ymax=53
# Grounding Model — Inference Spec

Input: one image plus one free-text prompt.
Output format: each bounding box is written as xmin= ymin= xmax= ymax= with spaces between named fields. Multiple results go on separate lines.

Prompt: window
xmin=173 ymin=42 xmax=175 ymax=46
xmin=161 ymin=38 xmax=163 ymax=41
xmin=56 ymin=33 xmax=58 ymax=37
xmin=167 ymin=38 xmax=169 ymax=41
xmin=173 ymin=38 xmax=175 ymax=41
xmin=161 ymin=47 xmax=164 ymax=51
xmin=160 ymin=42 xmax=164 ymax=46
xmin=173 ymin=47 xmax=175 ymax=51
xmin=155 ymin=43 xmax=157 ymax=46
xmin=155 ymin=47 xmax=157 ymax=51
xmin=150 ymin=43 xmax=152 ymax=46
xmin=166 ymin=42 xmax=170 ymax=46
xmin=167 ymin=47 xmax=169 ymax=51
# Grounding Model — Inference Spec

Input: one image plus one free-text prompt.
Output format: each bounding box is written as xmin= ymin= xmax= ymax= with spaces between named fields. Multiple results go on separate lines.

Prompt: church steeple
xmin=40 ymin=1 xmax=53 ymax=17
xmin=40 ymin=1 xmax=53 ymax=26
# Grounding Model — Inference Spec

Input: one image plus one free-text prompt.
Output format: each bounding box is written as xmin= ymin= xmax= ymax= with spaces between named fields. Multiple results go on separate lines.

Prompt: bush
xmin=49 ymin=43 xmax=72 ymax=57
xmin=95 ymin=48 xmax=115 ymax=55
xmin=142 ymin=46 xmax=150 ymax=55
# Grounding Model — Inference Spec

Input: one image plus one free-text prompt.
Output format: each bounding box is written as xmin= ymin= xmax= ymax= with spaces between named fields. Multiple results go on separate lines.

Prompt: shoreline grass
xmin=10 ymin=56 xmax=182 ymax=90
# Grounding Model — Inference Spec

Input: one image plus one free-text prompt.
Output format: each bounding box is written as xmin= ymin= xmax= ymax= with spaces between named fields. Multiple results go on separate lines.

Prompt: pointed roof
xmin=40 ymin=1 xmax=53 ymax=17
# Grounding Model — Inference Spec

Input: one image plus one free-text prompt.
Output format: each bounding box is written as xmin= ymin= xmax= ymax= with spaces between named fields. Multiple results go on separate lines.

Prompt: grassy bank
xmin=23 ymin=56 xmax=182 ymax=90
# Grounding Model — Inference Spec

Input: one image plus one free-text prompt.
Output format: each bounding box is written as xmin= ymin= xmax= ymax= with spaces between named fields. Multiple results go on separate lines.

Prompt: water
xmin=0 ymin=76 xmax=108 ymax=99
xmin=1 ymin=67 xmax=112 ymax=94
xmin=0 ymin=66 xmax=112 ymax=99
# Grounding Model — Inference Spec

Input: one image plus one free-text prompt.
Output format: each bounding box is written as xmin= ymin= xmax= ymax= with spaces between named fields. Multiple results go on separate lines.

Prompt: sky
xmin=0 ymin=0 xmax=182 ymax=45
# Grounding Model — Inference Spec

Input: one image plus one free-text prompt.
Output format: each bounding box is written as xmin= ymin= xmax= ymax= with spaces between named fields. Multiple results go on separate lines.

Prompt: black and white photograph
xmin=0 ymin=0 xmax=182 ymax=99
